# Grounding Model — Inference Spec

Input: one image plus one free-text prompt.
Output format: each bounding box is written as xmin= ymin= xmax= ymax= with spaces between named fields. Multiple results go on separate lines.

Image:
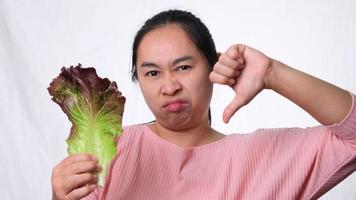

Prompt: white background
xmin=0 ymin=0 xmax=355 ymax=199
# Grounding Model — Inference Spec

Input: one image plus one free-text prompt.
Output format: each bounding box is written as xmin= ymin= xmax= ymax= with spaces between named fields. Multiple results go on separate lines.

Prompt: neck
xmin=149 ymin=119 xmax=224 ymax=148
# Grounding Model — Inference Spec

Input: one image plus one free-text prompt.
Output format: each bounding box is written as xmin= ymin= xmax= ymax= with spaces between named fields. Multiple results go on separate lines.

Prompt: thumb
xmin=226 ymin=44 xmax=246 ymax=61
xmin=223 ymin=95 xmax=247 ymax=123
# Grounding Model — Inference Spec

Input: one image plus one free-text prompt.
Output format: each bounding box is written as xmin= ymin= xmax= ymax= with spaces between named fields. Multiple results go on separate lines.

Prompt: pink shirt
xmin=84 ymin=94 xmax=356 ymax=200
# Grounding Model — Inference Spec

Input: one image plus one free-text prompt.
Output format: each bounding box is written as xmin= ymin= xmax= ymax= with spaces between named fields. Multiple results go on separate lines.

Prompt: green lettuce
xmin=48 ymin=64 xmax=125 ymax=186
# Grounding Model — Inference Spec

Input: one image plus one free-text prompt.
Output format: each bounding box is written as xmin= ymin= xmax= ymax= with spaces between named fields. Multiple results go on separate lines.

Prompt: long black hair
xmin=131 ymin=9 xmax=217 ymax=124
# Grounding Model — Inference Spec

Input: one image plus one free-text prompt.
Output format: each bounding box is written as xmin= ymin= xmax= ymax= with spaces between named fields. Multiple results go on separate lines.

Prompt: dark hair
xmin=131 ymin=9 xmax=217 ymax=124
xmin=131 ymin=9 xmax=218 ymax=81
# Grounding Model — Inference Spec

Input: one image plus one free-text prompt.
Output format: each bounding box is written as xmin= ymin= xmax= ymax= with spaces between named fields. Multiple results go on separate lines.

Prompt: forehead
xmin=137 ymin=25 xmax=201 ymax=64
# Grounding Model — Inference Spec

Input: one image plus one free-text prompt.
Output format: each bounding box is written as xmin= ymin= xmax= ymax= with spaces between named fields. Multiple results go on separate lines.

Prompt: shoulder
xmin=116 ymin=123 xmax=150 ymax=146
xmin=251 ymin=126 xmax=329 ymax=137
xmin=257 ymin=126 xmax=331 ymax=141
xmin=229 ymin=126 xmax=331 ymax=148
xmin=122 ymin=123 xmax=148 ymax=134
xmin=119 ymin=123 xmax=148 ymax=139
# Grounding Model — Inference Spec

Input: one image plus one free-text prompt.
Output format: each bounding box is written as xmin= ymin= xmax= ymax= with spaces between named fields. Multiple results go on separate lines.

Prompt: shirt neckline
xmin=141 ymin=124 xmax=234 ymax=152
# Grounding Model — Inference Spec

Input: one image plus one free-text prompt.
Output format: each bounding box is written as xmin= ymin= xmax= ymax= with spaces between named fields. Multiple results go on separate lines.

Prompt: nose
xmin=161 ymin=73 xmax=182 ymax=96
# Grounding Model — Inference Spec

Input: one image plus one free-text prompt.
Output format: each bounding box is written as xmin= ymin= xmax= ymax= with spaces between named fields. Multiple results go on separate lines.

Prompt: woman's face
xmin=136 ymin=25 xmax=213 ymax=130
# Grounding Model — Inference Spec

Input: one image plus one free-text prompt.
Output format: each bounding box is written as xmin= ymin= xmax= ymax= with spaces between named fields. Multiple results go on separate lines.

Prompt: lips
xmin=163 ymin=99 xmax=188 ymax=112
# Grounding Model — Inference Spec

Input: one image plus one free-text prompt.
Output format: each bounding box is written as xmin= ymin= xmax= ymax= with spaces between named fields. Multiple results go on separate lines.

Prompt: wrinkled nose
xmin=162 ymin=74 xmax=182 ymax=96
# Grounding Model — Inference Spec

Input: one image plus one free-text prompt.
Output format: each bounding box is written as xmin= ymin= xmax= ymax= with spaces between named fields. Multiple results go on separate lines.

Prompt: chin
xmin=157 ymin=114 xmax=193 ymax=130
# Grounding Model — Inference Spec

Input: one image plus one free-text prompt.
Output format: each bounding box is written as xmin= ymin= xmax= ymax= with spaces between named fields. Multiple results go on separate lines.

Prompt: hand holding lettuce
xmin=48 ymin=64 xmax=125 ymax=186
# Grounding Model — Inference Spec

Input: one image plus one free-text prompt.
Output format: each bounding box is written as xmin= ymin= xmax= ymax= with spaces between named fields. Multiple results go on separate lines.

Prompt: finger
xmin=64 ymin=160 xmax=102 ymax=175
xmin=63 ymin=173 xmax=98 ymax=193
xmin=53 ymin=154 xmax=98 ymax=177
xmin=225 ymin=44 xmax=246 ymax=64
xmin=213 ymin=62 xmax=241 ymax=78
xmin=218 ymin=54 xmax=243 ymax=70
xmin=209 ymin=71 xmax=235 ymax=85
xmin=61 ymin=154 xmax=98 ymax=169
xmin=223 ymin=95 xmax=248 ymax=123
xmin=66 ymin=184 xmax=97 ymax=200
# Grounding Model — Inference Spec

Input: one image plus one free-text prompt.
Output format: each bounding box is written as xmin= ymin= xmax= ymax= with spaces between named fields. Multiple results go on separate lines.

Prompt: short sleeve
xmin=327 ymin=92 xmax=356 ymax=148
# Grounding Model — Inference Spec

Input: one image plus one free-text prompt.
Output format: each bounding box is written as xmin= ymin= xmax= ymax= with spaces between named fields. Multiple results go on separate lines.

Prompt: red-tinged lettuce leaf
xmin=48 ymin=64 xmax=125 ymax=186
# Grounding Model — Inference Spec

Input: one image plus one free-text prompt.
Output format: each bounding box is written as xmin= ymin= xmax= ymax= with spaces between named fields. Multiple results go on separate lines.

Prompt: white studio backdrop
xmin=0 ymin=0 xmax=355 ymax=199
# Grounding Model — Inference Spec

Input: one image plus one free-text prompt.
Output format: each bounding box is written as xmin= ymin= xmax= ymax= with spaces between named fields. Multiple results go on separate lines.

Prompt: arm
xmin=210 ymin=44 xmax=356 ymax=198
xmin=266 ymin=59 xmax=352 ymax=125
xmin=209 ymin=44 xmax=353 ymax=124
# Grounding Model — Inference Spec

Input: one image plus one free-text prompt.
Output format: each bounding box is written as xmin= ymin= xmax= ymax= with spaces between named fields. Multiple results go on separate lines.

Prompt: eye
xmin=176 ymin=65 xmax=191 ymax=71
xmin=145 ymin=71 xmax=159 ymax=77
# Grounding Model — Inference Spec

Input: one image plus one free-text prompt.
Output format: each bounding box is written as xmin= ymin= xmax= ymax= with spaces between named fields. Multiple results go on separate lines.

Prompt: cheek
xmin=197 ymin=82 xmax=213 ymax=102
xmin=139 ymin=82 xmax=158 ymax=109
xmin=186 ymin=73 xmax=213 ymax=105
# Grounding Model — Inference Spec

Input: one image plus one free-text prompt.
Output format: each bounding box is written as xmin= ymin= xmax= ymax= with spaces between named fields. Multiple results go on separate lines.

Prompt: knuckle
xmin=68 ymin=176 xmax=79 ymax=188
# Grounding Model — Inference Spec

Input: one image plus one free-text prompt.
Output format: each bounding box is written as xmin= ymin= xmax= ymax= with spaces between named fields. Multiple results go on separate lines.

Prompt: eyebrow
xmin=140 ymin=55 xmax=193 ymax=68
xmin=172 ymin=55 xmax=193 ymax=66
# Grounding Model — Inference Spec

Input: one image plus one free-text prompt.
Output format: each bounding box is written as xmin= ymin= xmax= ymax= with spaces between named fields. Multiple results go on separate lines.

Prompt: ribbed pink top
xmin=84 ymin=94 xmax=356 ymax=200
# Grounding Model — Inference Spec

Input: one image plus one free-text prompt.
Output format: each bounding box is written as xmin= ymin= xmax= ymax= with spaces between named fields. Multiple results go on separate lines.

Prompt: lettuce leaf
xmin=48 ymin=64 xmax=125 ymax=186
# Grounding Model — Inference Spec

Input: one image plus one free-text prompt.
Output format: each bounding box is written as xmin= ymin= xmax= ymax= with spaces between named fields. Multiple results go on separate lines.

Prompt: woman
xmin=51 ymin=10 xmax=356 ymax=200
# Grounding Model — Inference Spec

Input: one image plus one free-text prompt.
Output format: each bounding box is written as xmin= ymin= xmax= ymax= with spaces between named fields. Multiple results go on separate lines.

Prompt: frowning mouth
xmin=163 ymin=99 xmax=188 ymax=112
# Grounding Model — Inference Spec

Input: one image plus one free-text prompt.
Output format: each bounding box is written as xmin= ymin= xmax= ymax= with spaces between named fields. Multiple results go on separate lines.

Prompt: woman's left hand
xmin=209 ymin=44 xmax=272 ymax=123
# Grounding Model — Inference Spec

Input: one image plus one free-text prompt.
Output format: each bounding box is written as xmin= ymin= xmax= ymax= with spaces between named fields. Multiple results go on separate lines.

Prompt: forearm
xmin=265 ymin=59 xmax=352 ymax=125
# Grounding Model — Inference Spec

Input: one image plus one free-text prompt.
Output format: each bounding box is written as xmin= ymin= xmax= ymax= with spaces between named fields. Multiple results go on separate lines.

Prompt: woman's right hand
xmin=51 ymin=153 xmax=102 ymax=200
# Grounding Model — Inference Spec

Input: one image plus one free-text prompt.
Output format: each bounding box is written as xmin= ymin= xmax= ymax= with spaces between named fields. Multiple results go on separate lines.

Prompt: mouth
xmin=163 ymin=99 xmax=188 ymax=112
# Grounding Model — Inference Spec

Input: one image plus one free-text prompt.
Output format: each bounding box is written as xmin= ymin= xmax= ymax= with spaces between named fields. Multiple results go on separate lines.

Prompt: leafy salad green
xmin=48 ymin=64 xmax=125 ymax=186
